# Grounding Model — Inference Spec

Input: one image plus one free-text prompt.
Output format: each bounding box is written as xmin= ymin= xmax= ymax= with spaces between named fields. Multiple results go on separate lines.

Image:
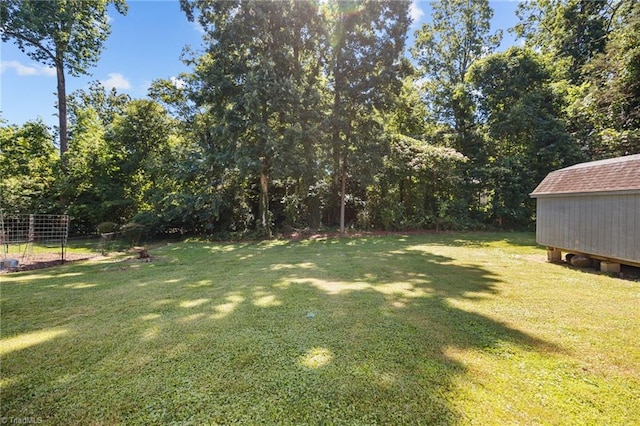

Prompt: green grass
xmin=1 ymin=232 xmax=638 ymax=424
xmin=2 ymin=238 xmax=101 ymax=257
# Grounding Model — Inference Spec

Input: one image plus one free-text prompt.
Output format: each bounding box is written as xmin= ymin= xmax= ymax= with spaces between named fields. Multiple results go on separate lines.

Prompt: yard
xmin=1 ymin=232 xmax=638 ymax=424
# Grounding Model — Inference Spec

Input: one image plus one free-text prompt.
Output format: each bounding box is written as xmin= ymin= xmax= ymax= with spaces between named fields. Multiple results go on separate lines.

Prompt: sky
xmin=0 ymin=0 xmax=521 ymax=129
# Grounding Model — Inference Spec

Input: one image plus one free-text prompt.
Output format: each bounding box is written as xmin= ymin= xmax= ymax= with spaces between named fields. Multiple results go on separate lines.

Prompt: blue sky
xmin=0 ymin=0 xmax=520 ymax=129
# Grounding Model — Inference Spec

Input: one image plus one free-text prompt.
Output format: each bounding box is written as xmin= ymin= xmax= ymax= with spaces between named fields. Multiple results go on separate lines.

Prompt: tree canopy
xmin=1 ymin=0 xmax=127 ymax=158
xmin=2 ymin=0 xmax=638 ymax=237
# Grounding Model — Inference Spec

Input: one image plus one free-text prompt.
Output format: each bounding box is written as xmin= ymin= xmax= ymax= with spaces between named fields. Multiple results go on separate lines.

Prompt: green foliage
xmin=326 ymin=0 xmax=412 ymax=232
xmin=131 ymin=211 xmax=160 ymax=235
xmin=96 ymin=221 xmax=119 ymax=234
xmin=513 ymin=0 xmax=611 ymax=83
xmin=412 ymin=0 xmax=501 ymax=127
xmin=411 ymin=0 xmax=503 ymax=227
xmin=183 ymin=0 xmax=330 ymax=237
xmin=120 ymin=222 xmax=145 ymax=246
xmin=365 ymin=134 xmax=468 ymax=230
xmin=0 ymin=0 xmax=128 ymax=156
xmin=468 ymin=47 xmax=582 ymax=227
xmin=68 ymin=80 xmax=131 ymax=128
xmin=575 ymin=0 xmax=640 ymax=157
xmin=6 ymin=0 xmax=639 ymax=237
xmin=0 ymin=119 xmax=58 ymax=214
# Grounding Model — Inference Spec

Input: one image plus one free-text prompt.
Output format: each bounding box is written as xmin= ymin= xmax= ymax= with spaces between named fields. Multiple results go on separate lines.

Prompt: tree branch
xmin=1 ymin=28 xmax=57 ymax=64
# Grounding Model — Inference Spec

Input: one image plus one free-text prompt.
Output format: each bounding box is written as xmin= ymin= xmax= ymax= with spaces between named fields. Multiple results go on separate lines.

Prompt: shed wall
xmin=536 ymin=194 xmax=640 ymax=265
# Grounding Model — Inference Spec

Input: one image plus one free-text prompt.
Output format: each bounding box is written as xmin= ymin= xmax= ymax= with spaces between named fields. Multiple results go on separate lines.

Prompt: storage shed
xmin=530 ymin=154 xmax=640 ymax=271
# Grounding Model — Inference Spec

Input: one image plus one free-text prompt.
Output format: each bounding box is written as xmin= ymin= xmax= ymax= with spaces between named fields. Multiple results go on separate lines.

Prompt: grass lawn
xmin=1 ymin=232 xmax=638 ymax=424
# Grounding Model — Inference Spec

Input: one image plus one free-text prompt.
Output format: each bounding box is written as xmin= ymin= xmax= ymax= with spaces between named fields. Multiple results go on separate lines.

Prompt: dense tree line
xmin=1 ymin=0 xmax=638 ymax=238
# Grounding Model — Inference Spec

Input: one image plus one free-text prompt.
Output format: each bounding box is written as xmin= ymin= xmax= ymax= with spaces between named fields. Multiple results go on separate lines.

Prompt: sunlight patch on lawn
xmin=0 ymin=376 xmax=20 ymax=390
xmin=179 ymin=298 xmax=210 ymax=308
xmin=62 ymin=282 xmax=97 ymax=289
xmin=291 ymin=277 xmax=370 ymax=294
xmin=211 ymin=294 xmax=245 ymax=319
xmin=141 ymin=326 xmax=160 ymax=341
xmin=290 ymin=277 xmax=431 ymax=300
xmin=375 ymin=281 xmax=431 ymax=298
xmin=0 ymin=328 xmax=69 ymax=356
xmin=185 ymin=280 xmax=212 ymax=288
xmin=299 ymin=347 xmax=333 ymax=369
xmin=180 ymin=313 xmax=206 ymax=323
xmin=252 ymin=294 xmax=281 ymax=307
xmin=2 ymin=272 xmax=84 ymax=282
xmin=270 ymin=262 xmax=316 ymax=271
xmin=153 ymin=299 xmax=175 ymax=307
xmin=139 ymin=313 xmax=161 ymax=321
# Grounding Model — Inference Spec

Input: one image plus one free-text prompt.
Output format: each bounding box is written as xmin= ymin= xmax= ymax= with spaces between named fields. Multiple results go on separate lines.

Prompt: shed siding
xmin=536 ymin=194 xmax=640 ymax=264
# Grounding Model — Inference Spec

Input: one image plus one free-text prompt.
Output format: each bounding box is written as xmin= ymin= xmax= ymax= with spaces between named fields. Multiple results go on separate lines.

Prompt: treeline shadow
xmin=1 ymin=234 xmax=559 ymax=424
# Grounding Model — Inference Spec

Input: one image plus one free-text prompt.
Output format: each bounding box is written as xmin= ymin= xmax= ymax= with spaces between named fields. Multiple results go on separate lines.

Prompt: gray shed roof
xmin=531 ymin=154 xmax=640 ymax=197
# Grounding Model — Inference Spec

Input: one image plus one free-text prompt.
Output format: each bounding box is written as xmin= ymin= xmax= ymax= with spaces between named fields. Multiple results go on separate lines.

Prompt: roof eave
xmin=531 ymin=189 xmax=640 ymax=198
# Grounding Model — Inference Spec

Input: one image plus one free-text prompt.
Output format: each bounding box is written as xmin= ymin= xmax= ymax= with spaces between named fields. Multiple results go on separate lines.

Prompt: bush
xmin=97 ymin=221 xmax=119 ymax=235
xmin=120 ymin=222 xmax=146 ymax=247
xmin=131 ymin=211 xmax=161 ymax=235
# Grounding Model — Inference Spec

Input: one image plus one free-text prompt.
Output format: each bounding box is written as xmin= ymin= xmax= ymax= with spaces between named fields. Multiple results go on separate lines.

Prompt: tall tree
xmin=0 ymin=0 xmax=127 ymax=159
xmin=578 ymin=0 xmax=640 ymax=157
xmin=411 ymin=0 xmax=501 ymax=223
xmin=468 ymin=47 xmax=581 ymax=227
xmin=182 ymin=0 xmax=326 ymax=237
xmin=62 ymin=106 xmax=117 ymax=231
xmin=411 ymin=0 xmax=501 ymax=145
xmin=512 ymin=0 xmax=615 ymax=83
xmin=327 ymin=0 xmax=411 ymax=232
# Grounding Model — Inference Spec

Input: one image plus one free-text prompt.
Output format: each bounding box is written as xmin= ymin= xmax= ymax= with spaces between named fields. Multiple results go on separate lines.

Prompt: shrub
xmin=96 ymin=221 xmax=119 ymax=235
xmin=131 ymin=211 xmax=161 ymax=234
xmin=120 ymin=222 xmax=146 ymax=247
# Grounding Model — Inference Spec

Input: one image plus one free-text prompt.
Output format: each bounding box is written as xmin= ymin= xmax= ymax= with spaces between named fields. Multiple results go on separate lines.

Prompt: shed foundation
xmin=600 ymin=262 xmax=621 ymax=273
xmin=547 ymin=248 xmax=562 ymax=263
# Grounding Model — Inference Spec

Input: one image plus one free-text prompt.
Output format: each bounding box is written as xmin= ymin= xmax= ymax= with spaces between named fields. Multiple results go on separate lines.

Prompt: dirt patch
xmin=0 ymin=252 xmax=99 ymax=274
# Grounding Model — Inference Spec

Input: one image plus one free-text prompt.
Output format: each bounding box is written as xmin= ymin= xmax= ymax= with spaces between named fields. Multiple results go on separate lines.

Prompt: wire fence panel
xmin=1 ymin=214 xmax=70 ymax=268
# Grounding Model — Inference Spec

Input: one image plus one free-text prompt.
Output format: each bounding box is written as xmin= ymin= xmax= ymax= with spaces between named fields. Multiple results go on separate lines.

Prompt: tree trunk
xmin=259 ymin=158 xmax=271 ymax=238
xmin=339 ymin=155 xmax=347 ymax=234
xmin=56 ymin=58 xmax=68 ymax=163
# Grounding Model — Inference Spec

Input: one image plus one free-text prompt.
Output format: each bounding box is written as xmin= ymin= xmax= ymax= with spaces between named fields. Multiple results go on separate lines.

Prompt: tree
xmin=182 ymin=0 xmax=328 ymax=237
xmin=0 ymin=119 xmax=58 ymax=214
xmin=468 ymin=47 xmax=582 ymax=227
xmin=411 ymin=0 xmax=501 ymax=223
xmin=577 ymin=0 xmax=640 ymax=157
xmin=62 ymin=106 xmax=118 ymax=232
xmin=412 ymin=0 xmax=501 ymax=143
xmin=109 ymin=99 xmax=174 ymax=219
xmin=68 ymin=80 xmax=131 ymax=129
xmin=512 ymin=0 xmax=615 ymax=83
xmin=365 ymin=134 xmax=467 ymax=230
xmin=327 ymin=0 xmax=411 ymax=232
xmin=0 ymin=0 xmax=127 ymax=160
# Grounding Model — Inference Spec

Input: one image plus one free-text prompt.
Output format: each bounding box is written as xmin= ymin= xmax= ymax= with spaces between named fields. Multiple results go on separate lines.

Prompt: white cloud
xmin=1 ymin=60 xmax=56 ymax=77
xmin=100 ymin=72 xmax=132 ymax=90
xmin=410 ymin=1 xmax=425 ymax=25
xmin=170 ymin=76 xmax=186 ymax=89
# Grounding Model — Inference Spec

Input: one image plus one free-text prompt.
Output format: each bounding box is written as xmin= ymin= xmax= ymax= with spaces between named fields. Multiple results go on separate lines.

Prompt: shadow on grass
xmin=1 ymin=234 xmax=559 ymax=424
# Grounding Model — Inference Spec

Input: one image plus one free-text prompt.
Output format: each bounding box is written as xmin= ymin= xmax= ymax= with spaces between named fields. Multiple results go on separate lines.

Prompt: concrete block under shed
xmin=547 ymin=248 xmax=562 ymax=263
xmin=600 ymin=262 xmax=621 ymax=273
